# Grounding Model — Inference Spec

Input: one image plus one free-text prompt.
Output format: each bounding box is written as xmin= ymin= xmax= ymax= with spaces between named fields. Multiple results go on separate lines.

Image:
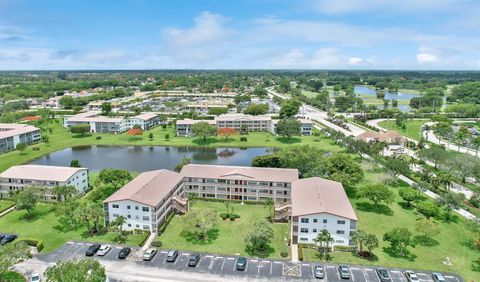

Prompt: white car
xmin=405 ymin=270 xmax=419 ymax=282
xmin=97 ymin=244 xmax=112 ymax=256
xmin=30 ymin=272 xmax=41 ymax=282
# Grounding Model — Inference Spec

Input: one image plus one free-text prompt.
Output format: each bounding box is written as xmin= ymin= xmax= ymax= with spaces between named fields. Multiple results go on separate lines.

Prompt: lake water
xmin=355 ymin=85 xmax=420 ymax=112
xmin=29 ymin=145 xmax=272 ymax=172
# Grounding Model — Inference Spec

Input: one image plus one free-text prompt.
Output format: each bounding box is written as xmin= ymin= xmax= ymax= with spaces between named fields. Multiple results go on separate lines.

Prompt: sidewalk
xmin=140 ymin=232 xmax=157 ymax=251
xmin=0 ymin=205 xmax=15 ymax=218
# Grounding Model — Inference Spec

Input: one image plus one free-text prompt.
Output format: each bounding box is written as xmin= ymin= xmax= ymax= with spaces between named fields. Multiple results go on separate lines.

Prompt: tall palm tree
xmin=438 ymin=172 xmax=455 ymax=193
xmin=314 ymin=229 xmax=335 ymax=256
xmin=351 ymin=230 xmax=367 ymax=255
xmin=263 ymin=198 xmax=274 ymax=222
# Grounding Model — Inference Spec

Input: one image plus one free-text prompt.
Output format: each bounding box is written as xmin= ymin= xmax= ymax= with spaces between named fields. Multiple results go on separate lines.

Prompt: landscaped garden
xmin=378 ymin=119 xmax=427 ymax=140
xmin=158 ymin=200 xmax=291 ymax=259
xmin=302 ymin=167 xmax=480 ymax=281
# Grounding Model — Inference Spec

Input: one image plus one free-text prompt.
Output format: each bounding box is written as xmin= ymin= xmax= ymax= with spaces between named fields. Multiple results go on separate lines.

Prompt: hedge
xmin=0 ymin=200 xmax=15 ymax=214
xmin=137 ymin=233 xmax=150 ymax=247
xmin=298 ymin=244 xmax=304 ymax=261
xmin=158 ymin=212 xmax=175 ymax=235
xmin=151 ymin=240 xmax=162 ymax=247
xmin=15 ymin=238 xmax=44 ymax=252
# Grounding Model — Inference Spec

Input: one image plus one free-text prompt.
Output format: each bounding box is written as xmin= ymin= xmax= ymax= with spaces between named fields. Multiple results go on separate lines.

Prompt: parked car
xmin=236 ymin=257 xmax=247 ymax=271
xmin=432 ymin=272 xmax=447 ymax=282
xmin=166 ymin=250 xmax=179 ymax=262
xmin=85 ymin=244 xmax=101 ymax=256
xmin=376 ymin=268 xmax=392 ymax=282
xmin=118 ymin=247 xmax=131 ymax=259
xmin=1 ymin=234 xmax=17 ymax=245
xmin=30 ymin=272 xmax=41 ymax=282
xmin=338 ymin=265 xmax=350 ymax=279
xmin=314 ymin=265 xmax=325 ymax=279
xmin=405 ymin=270 xmax=419 ymax=282
xmin=188 ymin=253 xmax=201 ymax=267
xmin=97 ymin=244 xmax=112 ymax=256
xmin=142 ymin=248 xmax=157 ymax=261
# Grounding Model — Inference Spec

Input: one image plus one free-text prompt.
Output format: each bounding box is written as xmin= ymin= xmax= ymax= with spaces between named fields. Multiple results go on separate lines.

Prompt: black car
xmin=0 ymin=234 xmax=5 ymax=241
xmin=0 ymin=234 xmax=17 ymax=245
xmin=236 ymin=257 xmax=247 ymax=271
xmin=377 ymin=268 xmax=392 ymax=282
xmin=166 ymin=250 xmax=179 ymax=262
xmin=187 ymin=253 xmax=201 ymax=267
xmin=85 ymin=244 xmax=101 ymax=256
xmin=118 ymin=247 xmax=131 ymax=259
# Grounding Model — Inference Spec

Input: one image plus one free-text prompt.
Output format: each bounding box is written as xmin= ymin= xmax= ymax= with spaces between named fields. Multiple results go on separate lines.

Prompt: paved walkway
xmin=0 ymin=205 xmax=15 ymax=218
xmin=291 ymin=244 xmax=298 ymax=262
xmin=141 ymin=232 xmax=158 ymax=251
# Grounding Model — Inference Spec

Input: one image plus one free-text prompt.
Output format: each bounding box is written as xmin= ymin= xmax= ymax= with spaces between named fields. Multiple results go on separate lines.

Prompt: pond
xmin=29 ymin=145 xmax=272 ymax=172
xmin=354 ymin=85 xmax=420 ymax=101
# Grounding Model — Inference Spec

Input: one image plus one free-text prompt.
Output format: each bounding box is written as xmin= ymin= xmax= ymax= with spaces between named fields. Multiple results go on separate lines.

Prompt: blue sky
xmin=0 ymin=0 xmax=479 ymax=70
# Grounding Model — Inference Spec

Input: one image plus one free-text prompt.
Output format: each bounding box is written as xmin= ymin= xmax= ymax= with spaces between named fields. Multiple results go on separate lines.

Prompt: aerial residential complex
xmin=63 ymin=112 xmax=160 ymax=133
xmin=356 ymin=130 xmax=405 ymax=145
xmin=104 ymin=164 xmax=357 ymax=247
xmin=176 ymin=114 xmax=313 ymax=136
xmin=0 ymin=123 xmax=41 ymax=154
xmin=0 ymin=165 xmax=89 ymax=200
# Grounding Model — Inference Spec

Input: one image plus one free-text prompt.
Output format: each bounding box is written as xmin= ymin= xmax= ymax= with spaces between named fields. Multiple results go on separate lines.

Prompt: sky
xmin=0 ymin=0 xmax=479 ymax=70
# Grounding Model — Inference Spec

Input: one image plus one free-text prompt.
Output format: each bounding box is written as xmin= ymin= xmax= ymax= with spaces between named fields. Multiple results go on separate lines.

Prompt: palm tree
xmin=263 ymin=198 xmax=274 ymax=222
xmin=438 ymin=172 xmax=454 ymax=193
xmin=313 ymin=229 xmax=335 ymax=257
xmin=351 ymin=230 xmax=367 ymax=255
xmin=364 ymin=234 xmax=379 ymax=258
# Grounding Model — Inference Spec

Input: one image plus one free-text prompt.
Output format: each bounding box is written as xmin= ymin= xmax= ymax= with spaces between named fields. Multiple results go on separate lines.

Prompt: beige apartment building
xmin=104 ymin=164 xmax=356 ymax=247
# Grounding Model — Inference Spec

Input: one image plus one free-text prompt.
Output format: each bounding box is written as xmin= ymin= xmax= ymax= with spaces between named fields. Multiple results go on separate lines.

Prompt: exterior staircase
xmin=274 ymin=202 xmax=291 ymax=222
xmin=172 ymin=195 xmax=188 ymax=214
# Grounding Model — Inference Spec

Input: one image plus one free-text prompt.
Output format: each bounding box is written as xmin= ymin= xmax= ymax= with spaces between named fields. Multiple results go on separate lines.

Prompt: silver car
xmin=142 ymin=248 xmax=157 ymax=261
xmin=405 ymin=270 xmax=419 ymax=282
xmin=432 ymin=272 xmax=446 ymax=282
xmin=97 ymin=244 xmax=112 ymax=256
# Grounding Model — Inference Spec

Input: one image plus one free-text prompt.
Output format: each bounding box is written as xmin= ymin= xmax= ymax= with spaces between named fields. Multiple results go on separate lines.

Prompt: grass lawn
xmin=158 ymin=200 xmax=291 ymax=259
xmin=303 ymin=168 xmax=479 ymax=281
xmin=378 ymin=119 xmax=427 ymax=140
xmin=0 ymin=121 xmax=342 ymax=173
xmin=0 ymin=203 xmax=147 ymax=252
xmin=0 ymin=200 xmax=15 ymax=213
xmin=1 ymin=271 xmax=25 ymax=282
xmin=301 ymin=90 xmax=321 ymax=98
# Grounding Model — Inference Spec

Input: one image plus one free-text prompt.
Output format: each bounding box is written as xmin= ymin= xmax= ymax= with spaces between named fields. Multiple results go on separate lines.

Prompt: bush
xmin=280 ymin=251 xmax=289 ymax=258
xmin=334 ymin=245 xmax=355 ymax=252
xmin=298 ymin=244 xmax=304 ymax=261
xmin=151 ymin=240 xmax=162 ymax=247
xmin=32 ymin=147 xmax=40 ymax=151
xmin=138 ymin=233 xmax=150 ymax=247
xmin=158 ymin=212 xmax=175 ymax=234
xmin=220 ymin=213 xmax=229 ymax=220
xmin=16 ymin=238 xmax=44 ymax=252
xmin=220 ymin=213 xmax=241 ymax=221
xmin=240 ymin=137 xmax=247 ymax=142
xmin=96 ymin=136 xmax=102 ymax=140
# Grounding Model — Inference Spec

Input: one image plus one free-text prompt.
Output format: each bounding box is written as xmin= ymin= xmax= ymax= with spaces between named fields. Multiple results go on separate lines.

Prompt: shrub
xmin=151 ymin=240 xmax=162 ymax=247
xmin=334 ymin=245 xmax=355 ymax=252
xmin=220 ymin=213 xmax=229 ymax=220
xmin=280 ymin=251 xmax=289 ymax=258
xmin=15 ymin=238 xmax=44 ymax=252
xmin=240 ymin=137 xmax=247 ymax=142
xmin=138 ymin=233 xmax=150 ymax=247
xmin=96 ymin=136 xmax=102 ymax=140
xmin=32 ymin=147 xmax=40 ymax=151
xmin=298 ymin=244 xmax=304 ymax=261
xmin=158 ymin=212 xmax=175 ymax=234
xmin=165 ymin=134 xmax=170 ymax=140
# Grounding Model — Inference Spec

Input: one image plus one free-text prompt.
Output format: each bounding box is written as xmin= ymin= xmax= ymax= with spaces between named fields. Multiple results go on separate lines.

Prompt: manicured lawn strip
xmin=303 ymin=169 xmax=478 ymax=281
xmin=377 ymin=120 xmax=427 ymax=140
xmin=0 ymin=121 xmax=343 ymax=173
xmin=158 ymin=201 xmax=290 ymax=259
xmin=0 ymin=203 xmax=146 ymax=252
xmin=0 ymin=200 xmax=15 ymax=213
xmin=1 ymin=271 xmax=25 ymax=282
xmin=301 ymin=90 xmax=321 ymax=98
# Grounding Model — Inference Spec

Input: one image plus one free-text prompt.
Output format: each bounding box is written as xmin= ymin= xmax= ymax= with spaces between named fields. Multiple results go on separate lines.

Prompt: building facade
xmin=103 ymin=164 xmax=356 ymax=247
xmin=126 ymin=113 xmax=161 ymax=130
xmin=0 ymin=165 xmax=89 ymax=200
xmin=63 ymin=112 xmax=160 ymax=133
xmin=0 ymin=124 xmax=41 ymax=154
xmin=176 ymin=114 xmax=313 ymax=136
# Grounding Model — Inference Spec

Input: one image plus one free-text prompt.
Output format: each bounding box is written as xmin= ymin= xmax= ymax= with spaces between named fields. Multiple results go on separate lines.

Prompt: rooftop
xmin=67 ymin=112 xmax=124 ymax=123
xmin=176 ymin=119 xmax=215 ymax=125
xmin=291 ymin=177 xmax=357 ymax=220
xmin=181 ymin=164 xmax=299 ymax=183
xmin=215 ymin=113 xmax=271 ymax=122
xmin=0 ymin=165 xmax=88 ymax=182
xmin=133 ymin=113 xmax=158 ymax=121
xmin=104 ymin=170 xmax=183 ymax=207
xmin=0 ymin=123 xmax=40 ymax=139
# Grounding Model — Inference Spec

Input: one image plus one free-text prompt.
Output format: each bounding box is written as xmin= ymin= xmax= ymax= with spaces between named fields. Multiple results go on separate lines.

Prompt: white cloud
xmin=348 ymin=57 xmax=363 ymax=65
xmin=416 ymin=53 xmax=437 ymax=63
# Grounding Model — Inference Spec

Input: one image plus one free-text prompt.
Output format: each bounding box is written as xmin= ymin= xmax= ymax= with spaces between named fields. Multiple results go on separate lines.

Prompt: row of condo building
xmin=0 ymin=123 xmax=41 ymax=154
xmin=0 ymin=163 xmax=357 ymax=246
xmin=176 ymin=114 xmax=313 ymax=136
xmin=63 ymin=112 xmax=161 ymax=133
xmin=103 ymin=164 xmax=357 ymax=247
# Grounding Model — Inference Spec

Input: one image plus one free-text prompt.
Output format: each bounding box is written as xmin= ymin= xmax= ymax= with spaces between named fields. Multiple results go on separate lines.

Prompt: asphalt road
xmin=14 ymin=242 xmax=464 ymax=282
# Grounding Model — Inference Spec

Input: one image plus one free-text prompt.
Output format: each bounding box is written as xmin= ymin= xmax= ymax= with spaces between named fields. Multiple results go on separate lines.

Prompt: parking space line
xmin=220 ymin=257 xmax=226 ymax=270
xmin=205 ymin=255 xmax=213 ymax=258
xmin=273 ymin=261 xmax=282 ymax=264
xmin=160 ymin=251 xmax=168 ymax=254
xmin=270 ymin=261 xmax=273 ymax=274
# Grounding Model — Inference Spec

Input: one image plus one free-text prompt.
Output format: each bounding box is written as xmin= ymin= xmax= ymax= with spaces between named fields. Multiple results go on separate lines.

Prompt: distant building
xmin=176 ymin=114 xmax=313 ymax=136
xmin=63 ymin=112 xmax=160 ymax=133
xmin=357 ymin=130 xmax=405 ymax=145
xmin=0 ymin=123 xmax=41 ymax=154
xmin=0 ymin=165 xmax=89 ymax=200
xmin=42 ymin=96 xmax=62 ymax=108
xmin=103 ymin=164 xmax=356 ymax=247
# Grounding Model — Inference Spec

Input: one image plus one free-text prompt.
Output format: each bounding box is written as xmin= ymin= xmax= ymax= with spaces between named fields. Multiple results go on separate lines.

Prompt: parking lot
xmin=37 ymin=242 xmax=464 ymax=282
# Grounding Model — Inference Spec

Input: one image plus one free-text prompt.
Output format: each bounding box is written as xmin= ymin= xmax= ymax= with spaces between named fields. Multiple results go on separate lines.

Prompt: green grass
xmin=301 ymin=90 xmax=322 ymax=98
xmin=1 ymin=271 xmax=25 ymax=282
xmin=377 ymin=120 xmax=427 ymax=140
xmin=303 ymin=169 xmax=479 ymax=281
xmin=0 ymin=203 xmax=147 ymax=252
xmin=0 ymin=121 xmax=342 ymax=173
xmin=0 ymin=200 xmax=15 ymax=213
xmin=158 ymin=200 xmax=290 ymax=259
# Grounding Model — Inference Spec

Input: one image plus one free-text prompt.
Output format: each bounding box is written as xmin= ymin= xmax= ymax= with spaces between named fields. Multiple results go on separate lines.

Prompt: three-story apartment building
xmin=0 ymin=123 xmax=41 ymax=154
